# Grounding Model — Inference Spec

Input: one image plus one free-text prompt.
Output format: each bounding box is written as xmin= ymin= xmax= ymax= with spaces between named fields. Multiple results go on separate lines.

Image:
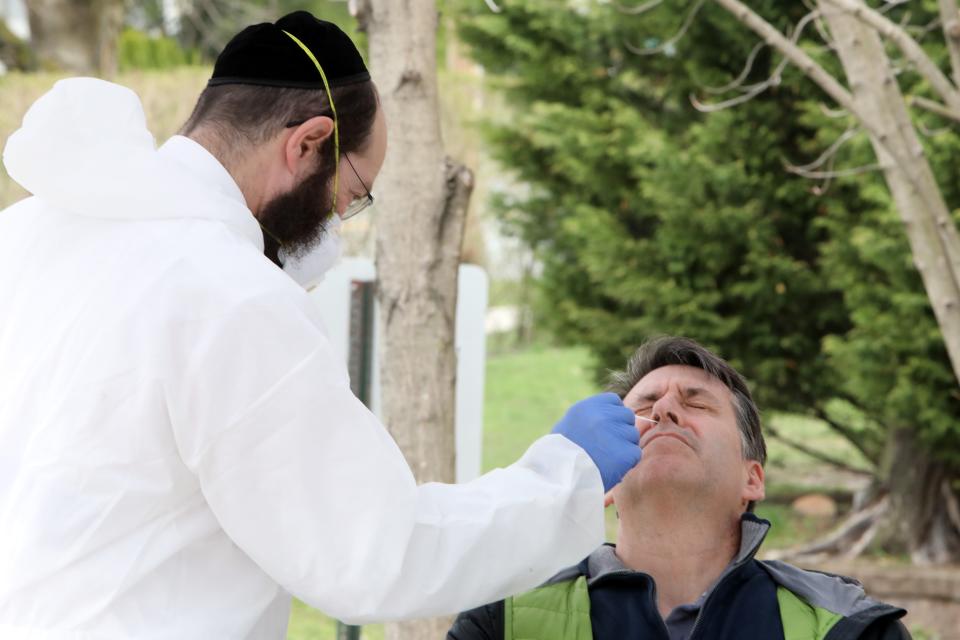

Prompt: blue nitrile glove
xmin=551 ymin=392 xmax=642 ymax=492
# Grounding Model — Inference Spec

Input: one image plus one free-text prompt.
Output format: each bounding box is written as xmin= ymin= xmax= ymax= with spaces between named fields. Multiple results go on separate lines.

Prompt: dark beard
xmin=259 ymin=169 xmax=336 ymax=267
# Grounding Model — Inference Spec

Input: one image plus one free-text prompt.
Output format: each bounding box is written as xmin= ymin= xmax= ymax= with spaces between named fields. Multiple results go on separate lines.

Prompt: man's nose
xmin=650 ymin=396 xmax=681 ymax=426
xmin=652 ymin=409 xmax=679 ymax=425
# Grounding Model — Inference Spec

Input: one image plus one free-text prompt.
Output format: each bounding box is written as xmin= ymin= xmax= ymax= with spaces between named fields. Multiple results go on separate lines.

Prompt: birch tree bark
xmin=816 ymin=0 xmax=960 ymax=564
xmin=360 ymin=1 xmax=474 ymax=636
xmin=939 ymin=0 xmax=960 ymax=88
xmin=26 ymin=0 xmax=124 ymax=76
xmin=696 ymin=0 xmax=960 ymax=562
xmin=819 ymin=0 xmax=960 ymax=379
xmin=711 ymin=0 xmax=960 ymax=394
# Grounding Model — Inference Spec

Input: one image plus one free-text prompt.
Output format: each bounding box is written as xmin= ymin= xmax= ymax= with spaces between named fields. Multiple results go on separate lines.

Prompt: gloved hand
xmin=551 ymin=392 xmax=642 ymax=492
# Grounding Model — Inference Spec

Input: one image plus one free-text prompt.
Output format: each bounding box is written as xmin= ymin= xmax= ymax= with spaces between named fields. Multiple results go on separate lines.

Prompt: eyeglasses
xmin=285 ymin=119 xmax=374 ymax=221
xmin=341 ymin=153 xmax=374 ymax=220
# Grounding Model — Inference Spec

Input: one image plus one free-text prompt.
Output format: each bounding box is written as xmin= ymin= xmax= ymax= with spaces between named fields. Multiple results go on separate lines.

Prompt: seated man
xmin=448 ymin=336 xmax=910 ymax=640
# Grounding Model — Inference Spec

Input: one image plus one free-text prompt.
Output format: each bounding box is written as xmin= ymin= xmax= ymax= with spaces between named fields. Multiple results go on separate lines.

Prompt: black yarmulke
xmin=209 ymin=11 xmax=370 ymax=89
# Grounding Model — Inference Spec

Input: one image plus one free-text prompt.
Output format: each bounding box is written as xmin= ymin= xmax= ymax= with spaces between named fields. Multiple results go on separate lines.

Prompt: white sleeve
xmin=168 ymin=291 xmax=604 ymax=623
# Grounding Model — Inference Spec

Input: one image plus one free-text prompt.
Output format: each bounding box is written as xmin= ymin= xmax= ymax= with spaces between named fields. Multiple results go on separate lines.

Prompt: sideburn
xmin=259 ymin=147 xmax=338 ymax=264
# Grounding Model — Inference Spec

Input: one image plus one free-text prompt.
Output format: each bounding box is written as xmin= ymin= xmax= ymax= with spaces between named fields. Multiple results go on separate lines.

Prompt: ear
xmin=741 ymin=459 xmax=765 ymax=506
xmin=283 ymin=115 xmax=335 ymax=176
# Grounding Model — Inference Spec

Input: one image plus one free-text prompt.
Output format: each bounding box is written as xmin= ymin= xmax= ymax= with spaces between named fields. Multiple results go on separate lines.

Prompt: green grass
xmin=482 ymin=345 xmax=599 ymax=471
xmin=286 ymin=601 xmax=382 ymax=640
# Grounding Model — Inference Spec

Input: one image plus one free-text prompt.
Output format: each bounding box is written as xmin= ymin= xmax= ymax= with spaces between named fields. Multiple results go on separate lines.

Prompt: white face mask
xmin=278 ymin=214 xmax=343 ymax=290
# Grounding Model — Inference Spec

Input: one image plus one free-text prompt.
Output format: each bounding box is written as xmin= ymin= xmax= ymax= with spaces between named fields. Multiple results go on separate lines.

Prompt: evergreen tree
xmin=456 ymin=0 xmax=960 ymax=559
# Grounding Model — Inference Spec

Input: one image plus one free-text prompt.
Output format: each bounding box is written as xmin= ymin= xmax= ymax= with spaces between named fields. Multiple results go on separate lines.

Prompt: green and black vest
xmin=504 ymin=575 xmax=849 ymax=640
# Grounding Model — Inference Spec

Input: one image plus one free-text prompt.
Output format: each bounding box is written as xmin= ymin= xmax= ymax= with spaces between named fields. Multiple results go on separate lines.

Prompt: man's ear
xmin=742 ymin=459 xmax=765 ymax=506
xmin=284 ymin=115 xmax=334 ymax=175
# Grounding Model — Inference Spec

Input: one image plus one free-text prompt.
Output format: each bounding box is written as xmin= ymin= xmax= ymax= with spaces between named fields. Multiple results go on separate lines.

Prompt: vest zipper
xmin=592 ymin=570 xmax=672 ymax=639
xmin=687 ymin=553 xmax=756 ymax=640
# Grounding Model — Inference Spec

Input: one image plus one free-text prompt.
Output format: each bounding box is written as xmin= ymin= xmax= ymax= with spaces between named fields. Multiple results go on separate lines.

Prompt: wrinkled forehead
xmin=625 ymin=364 xmax=733 ymax=406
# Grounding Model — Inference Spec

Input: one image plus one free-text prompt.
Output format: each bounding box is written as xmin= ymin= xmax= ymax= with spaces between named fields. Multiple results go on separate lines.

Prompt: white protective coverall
xmin=0 ymin=78 xmax=604 ymax=638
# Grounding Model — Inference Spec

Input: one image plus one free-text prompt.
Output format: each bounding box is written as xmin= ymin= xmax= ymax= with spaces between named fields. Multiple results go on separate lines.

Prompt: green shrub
xmin=119 ymin=28 xmax=199 ymax=71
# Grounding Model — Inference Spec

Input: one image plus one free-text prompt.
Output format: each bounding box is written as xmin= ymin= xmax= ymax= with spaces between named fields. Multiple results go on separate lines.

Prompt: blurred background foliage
xmin=452 ymin=0 xmax=960 ymax=475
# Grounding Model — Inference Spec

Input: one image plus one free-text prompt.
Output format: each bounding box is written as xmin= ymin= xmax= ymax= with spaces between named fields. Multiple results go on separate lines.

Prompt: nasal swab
xmin=635 ymin=416 xmax=658 ymax=425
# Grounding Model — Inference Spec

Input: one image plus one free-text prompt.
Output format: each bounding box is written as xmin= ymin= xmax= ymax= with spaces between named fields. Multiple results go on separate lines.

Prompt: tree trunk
xmin=26 ymin=0 xmax=123 ymax=76
xmin=813 ymin=0 xmax=960 ymax=563
xmin=711 ymin=0 xmax=960 ymax=564
xmin=777 ymin=430 xmax=960 ymax=564
xmin=876 ymin=428 xmax=960 ymax=563
xmin=363 ymin=0 xmax=474 ymax=637
xmin=817 ymin=0 xmax=960 ymax=387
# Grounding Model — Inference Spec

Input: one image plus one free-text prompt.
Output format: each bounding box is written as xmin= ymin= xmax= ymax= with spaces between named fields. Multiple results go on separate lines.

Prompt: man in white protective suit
xmin=0 ymin=11 xmax=644 ymax=639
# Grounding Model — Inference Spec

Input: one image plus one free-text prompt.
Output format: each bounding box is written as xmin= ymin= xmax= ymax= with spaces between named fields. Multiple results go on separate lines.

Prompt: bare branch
xmin=906 ymin=16 xmax=943 ymax=43
xmin=482 ymin=0 xmax=502 ymax=13
xmin=821 ymin=0 xmax=960 ymax=113
xmin=701 ymin=40 xmax=766 ymax=94
xmin=691 ymin=58 xmax=788 ymax=111
xmin=708 ymin=0 xmax=960 ymax=305
xmin=708 ymin=0 xmax=953 ymax=209
xmin=908 ymin=94 xmax=960 ymax=123
xmin=917 ymin=120 xmax=952 ymax=137
xmin=615 ymin=0 xmax=664 ymax=16
xmin=896 ymin=9 xmax=912 ymax=28
xmin=692 ymin=81 xmax=773 ymax=112
xmin=710 ymin=0 xmax=858 ymax=112
xmin=939 ymin=0 xmax=960 ymax=87
xmin=843 ymin=513 xmax=881 ymax=558
xmin=765 ymin=423 xmax=874 ymax=476
xmin=624 ymin=0 xmax=706 ymax=56
xmin=786 ymin=163 xmax=885 ymax=179
xmin=766 ymin=496 xmax=889 ymax=561
xmin=784 ymin=126 xmax=860 ymax=172
xmin=812 ymin=12 xmax=837 ymax=50
xmin=879 ymin=0 xmax=912 ymax=13
xmin=693 ymin=10 xmax=820 ymax=109
xmin=810 ymin=154 xmax=838 ymax=196
xmin=819 ymin=102 xmax=849 ymax=118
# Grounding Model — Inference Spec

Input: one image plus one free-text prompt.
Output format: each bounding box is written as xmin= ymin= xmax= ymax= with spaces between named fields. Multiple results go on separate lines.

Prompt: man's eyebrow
xmin=682 ymin=386 xmax=721 ymax=403
xmin=636 ymin=391 xmax=660 ymax=404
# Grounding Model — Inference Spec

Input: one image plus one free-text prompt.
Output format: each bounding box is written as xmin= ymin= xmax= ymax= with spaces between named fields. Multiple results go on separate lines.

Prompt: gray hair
xmin=608 ymin=336 xmax=766 ymax=467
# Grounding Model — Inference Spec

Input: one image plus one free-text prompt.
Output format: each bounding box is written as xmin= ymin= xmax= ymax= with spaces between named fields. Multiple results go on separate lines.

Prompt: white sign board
xmin=308 ymin=258 xmax=488 ymax=483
